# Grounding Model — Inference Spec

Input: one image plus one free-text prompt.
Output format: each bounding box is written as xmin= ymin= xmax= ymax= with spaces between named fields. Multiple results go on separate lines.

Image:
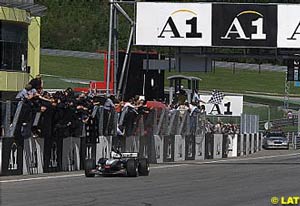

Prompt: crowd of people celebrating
xmin=14 ymin=75 xmax=239 ymax=138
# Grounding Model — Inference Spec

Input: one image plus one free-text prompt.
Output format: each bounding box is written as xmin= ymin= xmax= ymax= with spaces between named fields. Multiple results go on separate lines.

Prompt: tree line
xmin=37 ymin=0 xmax=112 ymax=52
xmin=36 ymin=0 xmax=300 ymax=52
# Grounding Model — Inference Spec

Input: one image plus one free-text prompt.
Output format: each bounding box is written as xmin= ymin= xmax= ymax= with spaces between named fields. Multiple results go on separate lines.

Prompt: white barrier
xmin=1 ymin=132 xmax=264 ymax=176
xmin=195 ymin=135 xmax=205 ymax=160
xmin=140 ymin=143 xmax=148 ymax=158
xmin=125 ymin=136 xmax=140 ymax=153
xmin=245 ymin=134 xmax=251 ymax=155
xmin=154 ymin=135 xmax=163 ymax=163
xmin=250 ymin=134 xmax=255 ymax=154
xmin=96 ymin=136 xmax=112 ymax=160
xmin=23 ymin=137 xmax=44 ymax=175
xmin=174 ymin=135 xmax=185 ymax=161
xmin=260 ymin=133 xmax=264 ymax=151
xmin=213 ymin=134 xmax=223 ymax=159
xmin=240 ymin=134 xmax=244 ymax=156
xmin=256 ymin=133 xmax=260 ymax=152
xmin=62 ymin=137 xmax=81 ymax=171
xmin=228 ymin=134 xmax=238 ymax=157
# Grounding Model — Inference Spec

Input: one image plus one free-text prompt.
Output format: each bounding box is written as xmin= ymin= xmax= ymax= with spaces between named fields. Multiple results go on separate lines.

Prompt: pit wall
xmin=0 ymin=133 xmax=263 ymax=176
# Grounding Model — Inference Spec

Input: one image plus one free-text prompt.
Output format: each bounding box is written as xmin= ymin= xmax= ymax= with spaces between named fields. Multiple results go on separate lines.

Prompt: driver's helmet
xmin=111 ymin=151 xmax=121 ymax=159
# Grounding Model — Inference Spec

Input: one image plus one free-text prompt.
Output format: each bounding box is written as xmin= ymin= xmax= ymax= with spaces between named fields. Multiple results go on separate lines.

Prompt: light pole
xmin=106 ymin=0 xmax=114 ymax=96
xmin=268 ymin=105 xmax=270 ymax=126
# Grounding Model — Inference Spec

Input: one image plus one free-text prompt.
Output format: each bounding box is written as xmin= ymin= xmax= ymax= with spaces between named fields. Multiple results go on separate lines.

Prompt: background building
xmin=0 ymin=0 xmax=46 ymax=100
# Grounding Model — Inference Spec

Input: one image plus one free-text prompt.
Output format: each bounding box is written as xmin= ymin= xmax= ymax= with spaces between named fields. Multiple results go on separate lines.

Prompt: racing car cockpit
xmin=111 ymin=150 xmax=122 ymax=159
xmin=111 ymin=147 xmax=122 ymax=159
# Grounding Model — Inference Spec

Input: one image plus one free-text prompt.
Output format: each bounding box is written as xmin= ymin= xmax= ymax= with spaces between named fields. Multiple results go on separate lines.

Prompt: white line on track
xmin=151 ymin=164 xmax=189 ymax=169
xmin=0 ymin=165 xmax=186 ymax=183
xmin=1 ymin=152 xmax=299 ymax=184
xmin=0 ymin=174 xmax=84 ymax=183
xmin=197 ymin=152 xmax=300 ymax=164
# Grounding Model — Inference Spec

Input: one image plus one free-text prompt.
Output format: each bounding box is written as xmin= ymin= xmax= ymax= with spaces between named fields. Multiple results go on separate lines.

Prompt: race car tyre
xmin=126 ymin=159 xmax=138 ymax=177
xmin=138 ymin=158 xmax=150 ymax=176
xmin=85 ymin=159 xmax=95 ymax=177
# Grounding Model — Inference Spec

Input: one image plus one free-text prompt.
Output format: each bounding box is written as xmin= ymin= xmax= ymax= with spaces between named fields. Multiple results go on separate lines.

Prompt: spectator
xmin=103 ymin=95 xmax=115 ymax=135
xmin=136 ymin=99 xmax=149 ymax=115
xmin=200 ymin=105 xmax=206 ymax=114
xmin=119 ymin=98 xmax=139 ymax=136
xmin=189 ymin=102 xmax=200 ymax=133
xmin=15 ymin=86 xmax=244 ymax=141
xmin=115 ymin=100 xmax=124 ymax=115
xmin=29 ymin=74 xmax=43 ymax=92
xmin=15 ymin=84 xmax=37 ymax=101
xmin=168 ymin=102 xmax=177 ymax=114
xmin=177 ymin=85 xmax=187 ymax=105
xmin=177 ymin=101 xmax=189 ymax=119
xmin=192 ymin=89 xmax=206 ymax=105
xmin=205 ymin=118 xmax=214 ymax=133
xmin=214 ymin=120 xmax=223 ymax=133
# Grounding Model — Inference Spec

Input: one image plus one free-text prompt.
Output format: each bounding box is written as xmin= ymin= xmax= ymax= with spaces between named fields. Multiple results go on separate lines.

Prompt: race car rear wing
xmin=121 ymin=152 xmax=139 ymax=158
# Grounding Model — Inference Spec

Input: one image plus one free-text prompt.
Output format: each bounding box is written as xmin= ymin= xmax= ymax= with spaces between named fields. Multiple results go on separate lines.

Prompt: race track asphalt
xmin=1 ymin=150 xmax=300 ymax=206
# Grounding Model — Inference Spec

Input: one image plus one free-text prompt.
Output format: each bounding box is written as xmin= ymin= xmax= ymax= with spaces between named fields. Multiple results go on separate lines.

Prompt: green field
xmin=41 ymin=54 xmax=300 ymax=95
xmin=40 ymin=55 xmax=104 ymax=89
xmin=165 ymin=69 xmax=299 ymax=95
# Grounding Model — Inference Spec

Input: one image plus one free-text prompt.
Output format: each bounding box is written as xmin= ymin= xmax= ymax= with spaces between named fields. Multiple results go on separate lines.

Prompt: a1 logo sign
xmin=212 ymin=4 xmax=277 ymax=47
xmin=209 ymin=102 xmax=233 ymax=115
xmin=278 ymin=5 xmax=300 ymax=48
xmin=221 ymin=11 xmax=266 ymax=40
xmin=287 ymin=21 xmax=300 ymax=41
xmin=157 ymin=10 xmax=202 ymax=39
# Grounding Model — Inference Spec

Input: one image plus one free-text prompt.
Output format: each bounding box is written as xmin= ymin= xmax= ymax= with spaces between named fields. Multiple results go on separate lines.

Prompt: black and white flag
xmin=207 ymin=90 xmax=224 ymax=105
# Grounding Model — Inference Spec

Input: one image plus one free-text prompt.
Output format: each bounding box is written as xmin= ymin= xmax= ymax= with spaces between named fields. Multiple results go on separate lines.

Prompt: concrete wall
xmin=1 ymin=133 xmax=265 ymax=176
xmin=195 ymin=135 xmax=205 ymax=160
xmin=174 ymin=135 xmax=185 ymax=161
xmin=23 ymin=137 xmax=44 ymax=175
xmin=62 ymin=137 xmax=81 ymax=171
xmin=213 ymin=134 xmax=223 ymax=159
xmin=154 ymin=135 xmax=163 ymax=163
xmin=96 ymin=136 xmax=112 ymax=160
xmin=228 ymin=134 xmax=238 ymax=157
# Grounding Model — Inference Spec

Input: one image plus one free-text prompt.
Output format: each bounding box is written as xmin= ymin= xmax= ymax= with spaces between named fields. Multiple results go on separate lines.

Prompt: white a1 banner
xmin=201 ymin=95 xmax=243 ymax=116
xmin=135 ymin=2 xmax=212 ymax=47
xmin=278 ymin=4 xmax=300 ymax=48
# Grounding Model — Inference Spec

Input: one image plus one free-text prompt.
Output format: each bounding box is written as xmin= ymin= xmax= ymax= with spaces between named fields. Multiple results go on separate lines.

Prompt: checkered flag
xmin=207 ymin=90 xmax=224 ymax=104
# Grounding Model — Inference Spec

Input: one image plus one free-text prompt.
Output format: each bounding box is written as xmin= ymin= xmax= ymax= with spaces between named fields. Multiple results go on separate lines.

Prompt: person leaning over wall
xmin=15 ymin=84 xmax=37 ymax=101
xmin=29 ymin=74 xmax=43 ymax=93
xmin=103 ymin=95 xmax=116 ymax=135
xmin=136 ymin=99 xmax=149 ymax=115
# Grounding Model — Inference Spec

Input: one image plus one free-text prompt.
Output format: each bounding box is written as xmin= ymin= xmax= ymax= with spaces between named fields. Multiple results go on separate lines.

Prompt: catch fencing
xmin=0 ymin=100 xmax=264 ymax=176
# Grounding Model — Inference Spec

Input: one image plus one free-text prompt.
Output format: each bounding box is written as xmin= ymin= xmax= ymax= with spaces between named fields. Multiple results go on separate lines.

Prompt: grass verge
xmin=40 ymin=55 xmax=104 ymax=88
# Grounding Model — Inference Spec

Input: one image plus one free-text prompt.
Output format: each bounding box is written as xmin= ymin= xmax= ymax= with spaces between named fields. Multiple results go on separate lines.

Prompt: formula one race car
xmin=84 ymin=151 xmax=150 ymax=177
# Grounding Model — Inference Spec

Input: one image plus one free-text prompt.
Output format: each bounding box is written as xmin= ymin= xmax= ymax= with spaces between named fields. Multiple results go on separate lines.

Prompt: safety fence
xmin=286 ymin=132 xmax=300 ymax=150
xmin=0 ymin=100 xmax=263 ymax=176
